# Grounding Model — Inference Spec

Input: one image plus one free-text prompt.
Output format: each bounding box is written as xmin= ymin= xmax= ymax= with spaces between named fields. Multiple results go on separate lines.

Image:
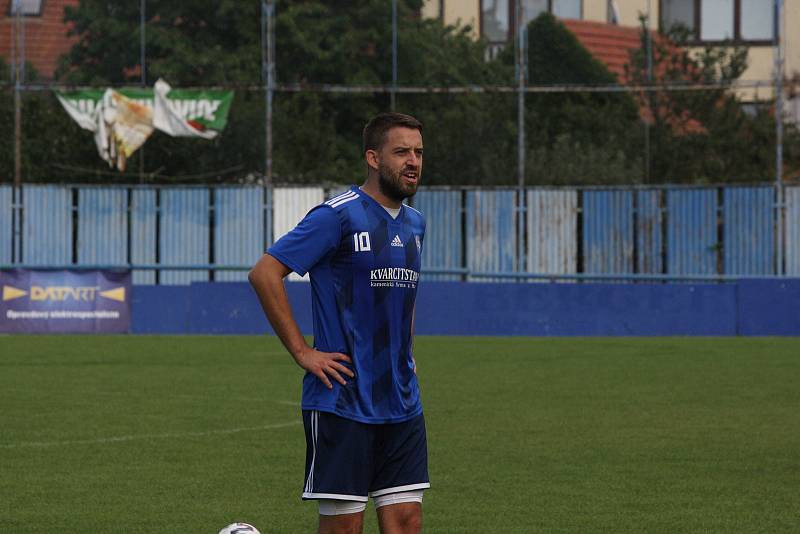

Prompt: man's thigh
xmin=302 ymin=411 xmax=428 ymax=533
xmin=317 ymin=508 xmax=365 ymax=534
xmin=302 ymin=410 xmax=373 ymax=501
xmin=369 ymin=413 xmax=429 ymax=497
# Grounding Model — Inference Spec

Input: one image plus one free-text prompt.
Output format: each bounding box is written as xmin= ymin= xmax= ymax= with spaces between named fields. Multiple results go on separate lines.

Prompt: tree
xmin=270 ymin=0 xmax=512 ymax=185
xmin=48 ymin=0 xmax=511 ymax=185
xmin=626 ymin=20 xmax=776 ymax=183
xmin=495 ymin=13 xmax=644 ymax=185
xmin=53 ymin=0 xmax=264 ymax=183
xmin=0 ymin=56 xmax=65 ymax=184
xmin=0 ymin=56 xmax=11 ymax=182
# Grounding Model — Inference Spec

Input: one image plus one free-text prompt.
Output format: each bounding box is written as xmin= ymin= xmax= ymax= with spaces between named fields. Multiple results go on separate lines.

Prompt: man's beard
xmin=378 ymin=162 xmax=418 ymax=202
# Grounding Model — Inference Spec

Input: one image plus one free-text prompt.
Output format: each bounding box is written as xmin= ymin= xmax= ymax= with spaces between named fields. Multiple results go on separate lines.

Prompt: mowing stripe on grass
xmin=1 ymin=420 xmax=301 ymax=449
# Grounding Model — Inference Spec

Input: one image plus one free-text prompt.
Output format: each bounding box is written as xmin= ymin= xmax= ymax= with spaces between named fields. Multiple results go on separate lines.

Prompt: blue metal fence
xmin=667 ymin=188 xmax=719 ymax=275
xmin=636 ymin=190 xmax=663 ymax=275
xmin=583 ymin=190 xmax=634 ymax=274
xmin=466 ymin=190 xmax=517 ymax=280
xmin=723 ymin=187 xmax=774 ymax=275
xmin=214 ymin=187 xmax=266 ymax=282
xmin=526 ymin=189 xmax=577 ymax=276
xmin=413 ymin=189 xmax=463 ymax=280
xmin=22 ymin=186 xmax=72 ymax=266
xmin=0 ymin=184 xmax=796 ymax=284
xmin=0 ymin=186 xmax=12 ymax=265
xmin=131 ymin=189 xmax=157 ymax=284
xmin=159 ymin=188 xmax=210 ymax=285
xmin=787 ymin=186 xmax=800 ymax=276
xmin=77 ymin=188 xmax=128 ymax=266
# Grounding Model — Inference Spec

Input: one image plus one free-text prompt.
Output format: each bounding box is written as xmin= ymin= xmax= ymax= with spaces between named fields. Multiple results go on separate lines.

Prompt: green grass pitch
xmin=1 ymin=336 xmax=799 ymax=533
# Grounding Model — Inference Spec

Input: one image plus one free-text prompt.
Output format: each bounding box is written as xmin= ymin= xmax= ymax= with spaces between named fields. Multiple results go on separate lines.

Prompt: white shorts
xmin=318 ymin=490 xmax=424 ymax=516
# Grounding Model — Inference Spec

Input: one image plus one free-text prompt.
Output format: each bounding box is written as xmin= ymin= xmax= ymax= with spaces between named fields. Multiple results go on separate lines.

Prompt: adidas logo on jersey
xmin=391 ymin=235 xmax=404 ymax=247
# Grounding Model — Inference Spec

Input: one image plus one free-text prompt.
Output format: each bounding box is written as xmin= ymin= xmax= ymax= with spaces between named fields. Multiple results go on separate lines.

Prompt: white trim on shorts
xmin=368 ymin=482 xmax=430 ymax=498
xmin=302 ymin=492 xmax=369 ymax=502
xmin=304 ymin=410 xmax=319 ymax=494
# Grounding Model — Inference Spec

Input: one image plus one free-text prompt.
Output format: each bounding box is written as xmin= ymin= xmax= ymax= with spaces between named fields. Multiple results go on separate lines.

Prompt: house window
xmin=551 ymin=0 xmax=581 ymax=20
xmin=481 ymin=0 xmax=582 ymax=43
xmin=8 ymin=0 xmax=43 ymax=16
xmin=739 ymin=0 xmax=773 ymax=41
xmin=701 ymin=0 xmax=734 ymax=40
xmin=521 ymin=0 xmax=581 ymax=24
xmin=482 ymin=0 xmax=510 ymax=43
xmin=523 ymin=0 xmax=549 ymax=24
xmin=661 ymin=0 xmax=695 ymax=32
xmin=660 ymin=0 xmax=774 ymax=43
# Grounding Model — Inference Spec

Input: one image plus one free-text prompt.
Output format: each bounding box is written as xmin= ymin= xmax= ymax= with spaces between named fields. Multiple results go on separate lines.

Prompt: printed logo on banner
xmin=0 ymin=270 xmax=131 ymax=334
xmin=2 ymin=285 xmax=126 ymax=302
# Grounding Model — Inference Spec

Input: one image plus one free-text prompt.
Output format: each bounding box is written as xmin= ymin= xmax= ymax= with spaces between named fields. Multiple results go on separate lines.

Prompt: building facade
xmin=0 ymin=0 xmax=79 ymax=80
xmin=423 ymin=0 xmax=799 ymax=114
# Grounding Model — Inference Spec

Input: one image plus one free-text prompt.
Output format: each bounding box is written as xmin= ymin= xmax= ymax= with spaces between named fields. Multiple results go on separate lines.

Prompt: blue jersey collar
xmin=353 ymin=186 xmax=405 ymax=223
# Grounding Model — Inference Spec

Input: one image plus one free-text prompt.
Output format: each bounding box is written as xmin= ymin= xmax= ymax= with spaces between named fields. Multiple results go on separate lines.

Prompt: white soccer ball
xmin=218 ymin=523 xmax=262 ymax=534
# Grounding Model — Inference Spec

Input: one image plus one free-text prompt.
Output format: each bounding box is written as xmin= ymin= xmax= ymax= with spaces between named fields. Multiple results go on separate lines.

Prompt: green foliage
xmin=14 ymin=2 xmax=788 ymax=185
xmin=1 ymin=56 xmax=53 ymax=184
xmin=0 ymin=55 xmax=40 ymax=84
xmin=626 ymin=19 xmax=777 ymax=183
xmin=0 ymin=96 xmax=10 ymax=183
xmin=527 ymin=133 xmax=643 ymax=185
xmin=48 ymin=0 xmax=511 ymax=184
xmin=785 ymin=120 xmax=800 ymax=180
xmin=496 ymin=13 xmax=644 ymax=185
xmin=51 ymin=0 xmax=266 ymax=183
xmin=269 ymin=0 xmax=512 ymax=184
xmin=58 ymin=1 xmax=261 ymax=85
xmin=525 ymin=13 xmax=617 ymax=85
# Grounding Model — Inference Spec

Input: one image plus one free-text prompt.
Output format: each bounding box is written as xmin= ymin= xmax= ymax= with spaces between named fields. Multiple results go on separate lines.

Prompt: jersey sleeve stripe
xmin=325 ymin=191 xmax=357 ymax=206
xmin=329 ymin=194 xmax=359 ymax=208
xmin=327 ymin=190 xmax=353 ymax=202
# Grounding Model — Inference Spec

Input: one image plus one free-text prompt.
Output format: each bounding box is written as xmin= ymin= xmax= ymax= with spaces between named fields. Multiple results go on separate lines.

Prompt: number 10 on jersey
xmin=353 ymin=232 xmax=371 ymax=252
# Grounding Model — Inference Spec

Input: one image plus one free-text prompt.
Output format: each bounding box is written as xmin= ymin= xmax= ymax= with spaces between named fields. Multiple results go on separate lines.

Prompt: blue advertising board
xmin=0 ymin=270 xmax=131 ymax=333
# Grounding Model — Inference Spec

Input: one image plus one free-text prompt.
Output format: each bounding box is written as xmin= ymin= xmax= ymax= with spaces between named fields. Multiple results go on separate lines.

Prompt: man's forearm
xmin=249 ymin=255 xmax=308 ymax=361
xmin=249 ymin=254 xmax=353 ymax=389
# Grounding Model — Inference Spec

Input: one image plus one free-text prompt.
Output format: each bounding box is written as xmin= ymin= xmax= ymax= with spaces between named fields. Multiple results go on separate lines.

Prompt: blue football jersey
xmin=267 ymin=186 xmax=426 ymax=424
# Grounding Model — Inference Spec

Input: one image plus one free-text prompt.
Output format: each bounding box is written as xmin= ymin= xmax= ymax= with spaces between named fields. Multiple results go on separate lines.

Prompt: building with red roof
xmin=0 ymin=0 xmax=78 ymax=81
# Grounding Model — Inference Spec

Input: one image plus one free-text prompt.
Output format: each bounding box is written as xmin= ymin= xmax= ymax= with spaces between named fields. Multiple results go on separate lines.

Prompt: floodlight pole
xmin=140 ymin=0 xmax=146 ymax=86
xmin=262 ymin=0 xmax=275 ymax=187
xmin=516 ymin=0 xmax=526 ymax=273
xmin=774 ymin=0 xmax=785 ymax=275
xmin=13 ymin=0 xmax=23 ymax=189
xmin=391 ymin=0 xmax=398 ymax=110
xmin=140 ymin=0 xmax=146 ymax=183
xmin=644 ymin=0 xmax=653 ymax=184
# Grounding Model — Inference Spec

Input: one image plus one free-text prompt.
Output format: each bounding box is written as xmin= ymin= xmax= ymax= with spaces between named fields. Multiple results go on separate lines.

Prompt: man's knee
xmin=317 ymin=513 xmax=363 ymax=534
xmin=393 ymin=506 xmax=421 ymax=529
xmin=376 ymin=501 xmax=422 ymax=532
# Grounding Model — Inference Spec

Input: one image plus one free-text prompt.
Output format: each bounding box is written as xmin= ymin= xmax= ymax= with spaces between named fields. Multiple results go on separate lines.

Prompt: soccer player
xmin=249 ymin=112 xmax=428 ymax=534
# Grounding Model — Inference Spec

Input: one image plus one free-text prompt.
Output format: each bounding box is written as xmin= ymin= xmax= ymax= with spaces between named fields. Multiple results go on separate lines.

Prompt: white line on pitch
xmin=4 ymin=388 xmax=300 ymax=406
xmin=1 ymin=420 xmax=301 ymax=449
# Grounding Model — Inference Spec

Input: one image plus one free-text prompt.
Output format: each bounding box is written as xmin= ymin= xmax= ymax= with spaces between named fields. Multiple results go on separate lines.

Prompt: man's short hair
xmin=362 ymin=112 xmax=423 ymax=153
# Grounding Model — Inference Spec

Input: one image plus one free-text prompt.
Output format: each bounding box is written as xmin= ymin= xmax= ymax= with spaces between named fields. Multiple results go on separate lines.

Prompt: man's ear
xmin=365 ymin=149 xmax=380 ymax=172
